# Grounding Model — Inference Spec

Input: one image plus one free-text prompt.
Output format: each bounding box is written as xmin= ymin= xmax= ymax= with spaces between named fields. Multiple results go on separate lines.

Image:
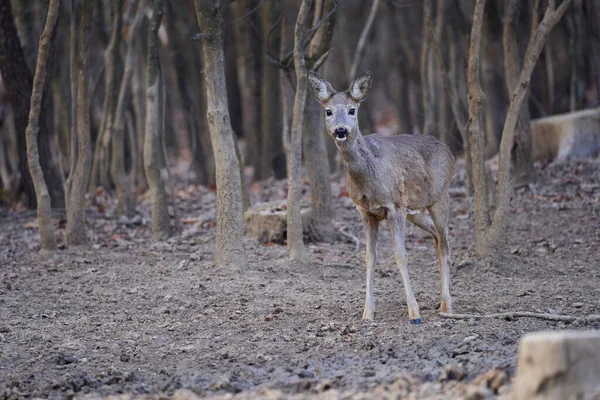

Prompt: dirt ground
xmin=1 ymin=157 xmax=600 ymax=400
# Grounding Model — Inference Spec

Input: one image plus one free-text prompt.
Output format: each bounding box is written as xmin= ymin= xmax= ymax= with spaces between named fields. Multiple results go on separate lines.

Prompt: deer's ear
xmin=308 ymin=73 xmax=335 ymax=103
xmin=348 ymin=72 xmax=372 ymax=102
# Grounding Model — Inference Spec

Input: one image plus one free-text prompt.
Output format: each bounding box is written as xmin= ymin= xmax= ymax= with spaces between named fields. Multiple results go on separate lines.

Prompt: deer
xmin=308 ymin=72 xmax=455 ymax=324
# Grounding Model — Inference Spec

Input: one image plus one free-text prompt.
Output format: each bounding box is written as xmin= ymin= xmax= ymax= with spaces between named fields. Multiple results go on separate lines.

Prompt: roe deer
xmin=308 ymin=72 xmax=455 ymax=324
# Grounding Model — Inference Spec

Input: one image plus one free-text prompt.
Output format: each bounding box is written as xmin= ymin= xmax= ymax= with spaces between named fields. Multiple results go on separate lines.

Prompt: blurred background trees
xmin=0 ymin=0 xmax=596 ymax=257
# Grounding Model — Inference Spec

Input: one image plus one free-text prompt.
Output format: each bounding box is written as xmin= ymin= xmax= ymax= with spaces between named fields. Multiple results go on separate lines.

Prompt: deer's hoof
xmin=410 ymin=318 xmax=421 ymax=325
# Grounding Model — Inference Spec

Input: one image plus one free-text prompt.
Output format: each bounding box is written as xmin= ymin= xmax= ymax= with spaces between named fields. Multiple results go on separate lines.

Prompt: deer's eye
xmin=348 ymin=108 xmax=356 ymax=116
xmin=326 ymin=109 xmax=333 ymax=117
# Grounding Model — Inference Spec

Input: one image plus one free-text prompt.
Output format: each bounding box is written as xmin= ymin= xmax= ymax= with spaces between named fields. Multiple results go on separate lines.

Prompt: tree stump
xmin=244 ymin=200 xmax=313 ymax=244
xmin=531 ymin=107 xmax=600 ymax=163
xmin=511 ymin=330 xmax=600 ymax=400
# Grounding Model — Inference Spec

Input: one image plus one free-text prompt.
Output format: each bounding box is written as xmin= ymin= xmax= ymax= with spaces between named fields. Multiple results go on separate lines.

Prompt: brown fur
xmin=308 ymin=72 xmax=455 ymax=323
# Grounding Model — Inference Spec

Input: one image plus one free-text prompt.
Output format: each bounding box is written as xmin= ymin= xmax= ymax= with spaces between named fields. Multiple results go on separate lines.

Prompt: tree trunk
xmin=466 ymin=0 xmax=491 ymax=255
xmin=303 ymin=0 xmax=336 ymax=242
xmin=287 ymin=0 xmax=312 ymax=262
xmin=194 ymin=0 xmax=246 ymax=269
xmin=232 ymin=0 xmax=262 ymax=181
xmin=434 ymin=0 xmax=449 ymax=144
xmin=503 ymin=0 xmax=536 ymax=186
xmin=144 ymin=0 xmax=171 ymax=240
xmin=259 ymin=0 xmax=285 ymax=180
xmin=25 ymin=0 xmax=61 ymax=252
xmin=90 ymin=0 xmax=122 ymax=192
xmin=421 ymin=0 xmax=436 ymax=135
xmin=132 ymin=32 xmax=148 ymax=190
xmin=110 ymin=2 xmax=144 ymax=218
xmin=481 ymin=0 xmax=572 ymax=256
xmin=66 ymin=0 xmax=93 ymax=246
xmin=65 ymin=0 xmax=78 ymax=213
xmin=0 ymin=0 xmax=64 ymax=209
xmin=430 ymin=2 xmax=473 ymax=196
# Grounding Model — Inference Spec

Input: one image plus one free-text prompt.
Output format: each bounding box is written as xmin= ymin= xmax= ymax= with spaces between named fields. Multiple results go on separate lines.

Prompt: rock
xmin=298 ymin=370 xmax=315 ymax=379
xmin=0 ymin=326 xmax=9 ymax=333
xmin=472 ymin=368 xmax=508 ymax=393
xmin=244 ymin=200 xmax=313 ymax=244
xmin=531 ymin=107 xmax=600 ymax=163
xmin=511 ymin=330 xmax=600 ymax=400
xmin=573 ymin=302 xmax=584 ymax=308
xmin=171 ymin=389 xmax=202 ymax=400
xmin=439 ymin=364 xmax=465 ymax=381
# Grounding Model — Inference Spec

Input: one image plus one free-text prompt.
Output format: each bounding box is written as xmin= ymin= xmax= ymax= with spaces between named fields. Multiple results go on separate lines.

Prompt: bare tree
xmin=466 ymin=0 xmax=491 ymax=249
xmin=0 ymin=0 xmax=64 ymax=209
xmin=110 ymin=1 xmax=145 ymax=217
xmin=64 ymin=0 xmax=77 ymax=213
xmin=286 ymin=0 xmax=313 ymax=262
xmin=429 ymin=3 xmax=473 ymax=196
xmin=144 ymin=0 xmax=171 ymax=240
xmin=25 ymin=0 xmax=61 ymax=252
xmin=503 ymin=0 xmax=536 ymax=185
xmin=303 ymin=0 xmax=337 ymax=242
xmin=259 ymin=0 xmax=285 ymax=180
xmin=421 ymin=0 xmax=435 ymax=135
xmin=66 ymin=0 xmax=93 ymax=246
xmin=232 ymin=0 xmax=262 ymax=180
xmin=90 ymin=0 xmax=123 ymax=192
xmin=468 ymin=0 xmax=572 ymax=256
xmin=194 ymin=0 xmax=246 ymax=269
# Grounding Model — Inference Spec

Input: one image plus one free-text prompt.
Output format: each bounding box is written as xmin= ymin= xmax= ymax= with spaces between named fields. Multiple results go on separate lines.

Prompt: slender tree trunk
xmin=287 ymin=0 xmax=312 ymax=262
xmin=467 ymin=0 xmax=491 ymax=254
xmin=65 ymin=0 xmax=78 ymax=213
xmin=132 ymin=33 xmax=148 ymax=190
xmin=144 ymin=0 xmax=170 ymax=240
xmin=434 ymin=0 xmax=448 ymax=144
xmin=421 ymin=0 xmax=436 ymax=135
xmin=66 ymin=0 xmax=93 ymax=246
xmin=503 ymin=0 xmax=536 ymax=186
xmin=481 ymin=0 xmax=572 ymax=255
xmin=232 ymin=0 xmax=262 ymax=181
xmin=194 ymin=0 xmax=246 ymax=269
xmin=110 ymin=2 xmax=144 ymax=217
xmin=0 ymin=0 xmax=64 ymax=209
xmin=25 ymin=0 xmax=61 ymax=252
xmin=90 ymin=0 xmax=122 ymax=192
xmin=430 ymin=5 xmax=473 ymax=195
xmin=259 ymin=0 xmax=285 ymax=180
xmin=303 ymin=0 xmax=336 ymax=242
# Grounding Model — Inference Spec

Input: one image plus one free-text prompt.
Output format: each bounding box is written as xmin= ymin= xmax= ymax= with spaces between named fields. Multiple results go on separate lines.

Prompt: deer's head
xmin=308 ymin=72 xmax=372 ymax=144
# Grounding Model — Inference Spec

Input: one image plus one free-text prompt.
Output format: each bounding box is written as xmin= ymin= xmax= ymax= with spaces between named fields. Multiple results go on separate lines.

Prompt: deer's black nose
xmin=335 ymin=127 xmax=347 ymax=135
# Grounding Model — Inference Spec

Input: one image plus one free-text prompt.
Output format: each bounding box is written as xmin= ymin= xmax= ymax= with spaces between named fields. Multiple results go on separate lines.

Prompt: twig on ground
xmin=338 ymin=225 xmax=361 ymax=252
xmin=441 ymin=311 xmax=600 ymax=323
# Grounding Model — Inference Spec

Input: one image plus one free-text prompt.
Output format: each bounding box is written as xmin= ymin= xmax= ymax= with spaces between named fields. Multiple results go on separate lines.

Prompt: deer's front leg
xmin=361 ymin=213 xmax=379 ymax=321
xmin=389 ymin=211 xmax=421 ymax=324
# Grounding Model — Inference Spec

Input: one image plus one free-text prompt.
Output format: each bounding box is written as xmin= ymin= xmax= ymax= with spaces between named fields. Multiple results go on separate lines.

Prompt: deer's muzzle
xmin=334 ymin=127 xmax=348 ymax=141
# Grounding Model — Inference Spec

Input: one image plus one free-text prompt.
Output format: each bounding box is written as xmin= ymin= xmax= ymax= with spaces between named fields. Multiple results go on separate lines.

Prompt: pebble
xmin=0 ymin=326 xmax=10 ymax=333
xmin=573 ymin=302 xmax=584 ymax=308
xmin=298 ymin=370 xmax=315 ymax=379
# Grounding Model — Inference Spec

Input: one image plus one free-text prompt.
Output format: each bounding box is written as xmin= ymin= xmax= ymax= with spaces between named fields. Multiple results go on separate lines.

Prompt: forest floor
xmin=1 ymin=157 xmax=600 ymax=400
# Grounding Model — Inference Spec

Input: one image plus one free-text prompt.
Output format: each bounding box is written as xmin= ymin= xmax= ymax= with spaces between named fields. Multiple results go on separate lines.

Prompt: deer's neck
xmin=338 ymin=132 xmax=376 ymax=178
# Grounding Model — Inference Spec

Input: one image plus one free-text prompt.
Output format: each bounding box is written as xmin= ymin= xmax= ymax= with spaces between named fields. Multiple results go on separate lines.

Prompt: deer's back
xmin=364 ymin=133 xmax=455 ymax=208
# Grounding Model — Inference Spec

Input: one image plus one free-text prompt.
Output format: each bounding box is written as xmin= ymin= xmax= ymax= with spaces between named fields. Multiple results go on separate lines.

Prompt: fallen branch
xmin=441 ymin=312 xmax=600 ymax=323
xmin=338 ymin=225 xmax=361 ymax=252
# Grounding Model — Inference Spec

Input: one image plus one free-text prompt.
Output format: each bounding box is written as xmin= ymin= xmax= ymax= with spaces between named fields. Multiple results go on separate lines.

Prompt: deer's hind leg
xmin=389 ymin=211 xmax=421 ymax=324
xmin=407 ymin=212 xmax=437 ymax=243
xmin=428 ymin=195 xmax=453 ymax=313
